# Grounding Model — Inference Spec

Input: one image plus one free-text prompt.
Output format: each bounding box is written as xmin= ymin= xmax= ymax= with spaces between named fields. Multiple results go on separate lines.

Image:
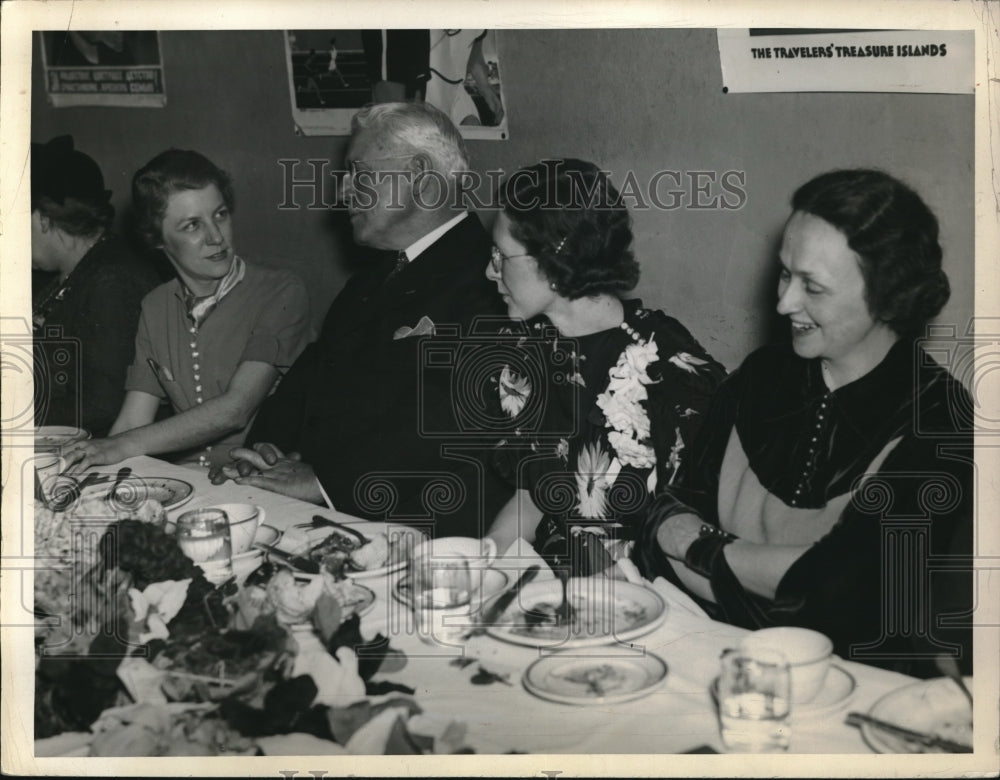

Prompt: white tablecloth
xmin=119 ymin=455 xmax=918 ymax=754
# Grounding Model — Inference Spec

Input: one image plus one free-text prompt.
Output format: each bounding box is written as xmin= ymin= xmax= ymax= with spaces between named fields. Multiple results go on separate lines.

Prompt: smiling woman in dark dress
xmin=633 ymin=169 xmax=974 ymax=677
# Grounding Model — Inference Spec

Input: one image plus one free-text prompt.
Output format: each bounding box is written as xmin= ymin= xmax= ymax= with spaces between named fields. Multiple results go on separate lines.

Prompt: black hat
xmin=31 ymin=135 xmax=112 ymax=206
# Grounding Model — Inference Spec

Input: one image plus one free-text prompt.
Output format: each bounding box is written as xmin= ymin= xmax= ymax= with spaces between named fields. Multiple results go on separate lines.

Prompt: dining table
xmin=31 ymin=454 xmax=974 ymax=759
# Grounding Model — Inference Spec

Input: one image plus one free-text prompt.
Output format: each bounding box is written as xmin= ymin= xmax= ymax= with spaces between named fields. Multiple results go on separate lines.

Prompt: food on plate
xmin=509 ymin=593 xmax=650 ymax=640
xmin=305 ymin=529 xmax=391 ymax=578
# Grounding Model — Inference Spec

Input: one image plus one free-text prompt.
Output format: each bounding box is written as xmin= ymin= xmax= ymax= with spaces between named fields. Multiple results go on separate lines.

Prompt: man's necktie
xmin=382 ymin=250 xmax=409 ymax=286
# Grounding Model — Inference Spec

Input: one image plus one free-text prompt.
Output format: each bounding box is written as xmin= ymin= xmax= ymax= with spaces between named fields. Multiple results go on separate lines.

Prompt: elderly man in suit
xmin=211 ymin=101 xmax=508 ymax=537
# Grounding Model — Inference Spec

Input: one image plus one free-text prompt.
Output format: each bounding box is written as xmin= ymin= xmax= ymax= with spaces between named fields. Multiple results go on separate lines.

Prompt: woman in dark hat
xmin=32 ymin=135 xmax=161 ymax=437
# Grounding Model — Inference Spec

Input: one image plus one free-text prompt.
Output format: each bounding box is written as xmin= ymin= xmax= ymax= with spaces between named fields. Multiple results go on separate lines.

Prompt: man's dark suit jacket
xmin=248 ymin=214 xmax=511 ymax=537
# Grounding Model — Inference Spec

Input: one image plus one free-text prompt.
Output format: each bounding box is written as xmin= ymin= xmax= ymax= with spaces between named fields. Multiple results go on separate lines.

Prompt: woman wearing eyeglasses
xmin=484 ymin=158 xmax=726 ymax=575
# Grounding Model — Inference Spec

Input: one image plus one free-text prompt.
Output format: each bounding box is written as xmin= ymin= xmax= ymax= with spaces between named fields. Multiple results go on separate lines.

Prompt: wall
xmin=31 ymin=28 xmax=974 ymax=370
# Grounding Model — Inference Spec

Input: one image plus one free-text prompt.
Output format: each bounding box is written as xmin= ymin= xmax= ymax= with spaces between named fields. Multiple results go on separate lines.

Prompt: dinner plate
xmin=523 ymin=647 xmax=668 ymax=706
xmin=80 ymin=475 xmax=194 ymax=511
xmin=34 ymin=425 xmax=90 ymax=451
xmin=485 ymin=578 xmax=667 ymax=649
xmin=392 ymin=568 xmax=511 ymax=610
xmin=710 ymin=663 xmax=857 ymax=721
xmin=284 ymin=522 xmax=426 ymax=580
xmin=860 ymin=676 xmax=973 ymax=753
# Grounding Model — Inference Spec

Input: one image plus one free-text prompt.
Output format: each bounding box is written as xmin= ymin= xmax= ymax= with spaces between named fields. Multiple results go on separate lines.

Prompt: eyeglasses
xmin=490 ymin=244 xmax=532 ymax=273
xmin=344 ymin=155 xmax=416 ymax=180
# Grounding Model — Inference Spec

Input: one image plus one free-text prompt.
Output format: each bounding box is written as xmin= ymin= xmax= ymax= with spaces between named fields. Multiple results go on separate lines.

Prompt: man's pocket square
xmin=393 ymin=315 xmax=436 ymax=340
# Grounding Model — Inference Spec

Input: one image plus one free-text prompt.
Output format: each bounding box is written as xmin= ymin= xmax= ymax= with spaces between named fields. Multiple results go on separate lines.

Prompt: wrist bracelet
xmin=684 ymin=525 xmax=738 ymax=578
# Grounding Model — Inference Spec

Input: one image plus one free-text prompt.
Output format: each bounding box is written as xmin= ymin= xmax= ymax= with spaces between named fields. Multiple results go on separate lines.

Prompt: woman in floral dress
xmin=485 ymin=159 xmax=726 ymax=575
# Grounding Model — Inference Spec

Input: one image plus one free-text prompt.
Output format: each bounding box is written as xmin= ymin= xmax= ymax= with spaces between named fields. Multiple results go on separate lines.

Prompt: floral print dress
xmin=491 ymin=298 xmax=726 ymax=574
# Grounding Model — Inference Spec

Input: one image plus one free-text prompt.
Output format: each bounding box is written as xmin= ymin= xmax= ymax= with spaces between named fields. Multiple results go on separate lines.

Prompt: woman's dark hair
xmin=31 ymin=135 xmax=114 ymax=237
xmin=791 ymin=168 xmax=950 ymax=336
xmin=131 ymin=149 xmax=234 ymax=249
xmin=498 ymin=159 xmax=638 ymax=299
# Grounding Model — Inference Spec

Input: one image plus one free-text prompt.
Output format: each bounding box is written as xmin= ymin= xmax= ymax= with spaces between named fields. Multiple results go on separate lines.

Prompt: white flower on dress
xmin=556 ymin=438 xmax=570 ymax=464
xmin=665 ymin=427 xmax=685 ymax=484
xmin=668 ymin=351 xmax=709 ymax=374
xmin=596 ymin=332 xmax=659 ymax=468
xmin=607 ymin=430 xmax=656 ymax=470
xmin=575 ymin=442 xmax=611 ymax=519
xmin=499 ymin=365 xmax=531 ymax=418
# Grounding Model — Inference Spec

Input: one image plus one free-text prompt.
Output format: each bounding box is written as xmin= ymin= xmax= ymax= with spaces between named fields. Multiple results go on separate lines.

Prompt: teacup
xmin=739 ymin=626 xmax=833 ymax=704
xmin=212 ymin=503 xmax=264 ymax=554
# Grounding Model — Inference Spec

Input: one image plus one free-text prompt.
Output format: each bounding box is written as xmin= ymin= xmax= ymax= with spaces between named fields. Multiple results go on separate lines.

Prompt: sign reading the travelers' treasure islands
xmin=40 ymin=31 xmax=166 ymax=108
xmin=284 ymin=29 xmax=508 ymax=139
xmin=717 ymin=29 xmax=973 ymax=94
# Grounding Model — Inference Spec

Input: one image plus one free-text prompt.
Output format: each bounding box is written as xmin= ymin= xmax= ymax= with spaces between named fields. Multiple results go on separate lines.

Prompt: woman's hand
xmin=654 ymin=512 xmax=704 ymax=561
xmin=61 ymin=437 xmax=135 ymax=475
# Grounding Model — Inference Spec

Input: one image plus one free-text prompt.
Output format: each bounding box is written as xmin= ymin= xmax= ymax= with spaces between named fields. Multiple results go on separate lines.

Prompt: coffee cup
xmin=739 ymin=626 xmax=833 ymax=704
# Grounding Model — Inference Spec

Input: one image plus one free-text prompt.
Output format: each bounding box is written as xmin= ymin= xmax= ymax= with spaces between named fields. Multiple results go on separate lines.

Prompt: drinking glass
xmin=717 ymin=646 xmax=791 ymax=752
xmin=175 ymin=508 xmax=233 ymax=582
xmin=410 ymin=554 xmax=472 ymax=645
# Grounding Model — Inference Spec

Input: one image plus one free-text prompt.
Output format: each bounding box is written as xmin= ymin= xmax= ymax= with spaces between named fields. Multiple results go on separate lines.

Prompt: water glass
xmin=175 ymin=508 xmax=233 ymax=582
xmin=717 ymin=646 xmax=791 ymax=752
xmin=410 ymin=554 xmax=472 ymax=644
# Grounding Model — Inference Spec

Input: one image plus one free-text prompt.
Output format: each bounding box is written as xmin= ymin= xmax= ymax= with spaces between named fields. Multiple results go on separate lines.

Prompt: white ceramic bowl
xmin=740 ymin=626 xmax=833 ymax=704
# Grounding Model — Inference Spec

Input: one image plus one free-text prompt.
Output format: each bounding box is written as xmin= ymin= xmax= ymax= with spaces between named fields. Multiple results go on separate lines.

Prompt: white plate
xmin=80 ymin=475 xmax=194 ymax=511
xmin=523 ymin=647 xmax=668 ymax=706
xmin=485 ymin=578 xmax=667 ymax=649
xmin=861 ymin=676 xmax=973 ymax=753
xmin=284 ymin=522 xmax=426 ymax=580
xmin=34 ymin=426 xmax=90 ymax=451
xmin=393 ymin=568 xmax=511 ymax=611
xmin=710 ymin=663 xmax=857 ymax=721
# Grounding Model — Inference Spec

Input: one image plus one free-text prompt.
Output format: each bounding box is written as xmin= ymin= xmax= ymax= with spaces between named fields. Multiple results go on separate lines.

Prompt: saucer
xmin=711 ymin=663 xmax=856 ymax=721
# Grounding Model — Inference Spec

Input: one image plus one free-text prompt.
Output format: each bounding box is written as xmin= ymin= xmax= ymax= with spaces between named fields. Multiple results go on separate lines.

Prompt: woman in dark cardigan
xmin=633 ymin=169 xmax=974 ymax=678
xmin=31 ymin=135 xmax=161 ymax=437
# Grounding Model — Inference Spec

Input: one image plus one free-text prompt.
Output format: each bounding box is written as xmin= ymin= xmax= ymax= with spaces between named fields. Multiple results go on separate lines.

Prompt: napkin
xmin=496 ymin=537 xmax=556 ymax=580
xmin=393 ymin=315 xmax=436 ymax=340
xmin=616 ymin=556 xmax=709 ymax=618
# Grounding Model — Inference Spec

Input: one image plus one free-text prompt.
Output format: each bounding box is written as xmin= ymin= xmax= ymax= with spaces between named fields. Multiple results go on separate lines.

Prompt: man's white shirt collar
xmin=400 ymin=211 xmax=468 ymax=262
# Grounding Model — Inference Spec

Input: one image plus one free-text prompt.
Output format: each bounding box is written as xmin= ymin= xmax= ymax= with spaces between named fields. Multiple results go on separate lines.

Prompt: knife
xmin=845 ymin=712 xmax=972 ymax=753
xmin=311 ymin=514 xmax=370 ymax=545
xmin=265 ymin=546 xmax=321 ymax=575
xmin=463 ymin=564 xmax=540 ymax=639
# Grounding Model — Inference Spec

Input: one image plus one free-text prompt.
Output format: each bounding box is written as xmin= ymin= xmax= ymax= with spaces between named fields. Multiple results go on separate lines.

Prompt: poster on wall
xmin=285 ymin=29 xmax=508 ymax=139
xmin=717 ymin=29 xmax=974 ymax=94
xmin=39 ymin=31 xmax=166 ymax=108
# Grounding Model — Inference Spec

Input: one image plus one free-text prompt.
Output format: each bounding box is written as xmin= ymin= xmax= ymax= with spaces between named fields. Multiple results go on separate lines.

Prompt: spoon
xmin=935 ymin=653 xmax=973 ymax=708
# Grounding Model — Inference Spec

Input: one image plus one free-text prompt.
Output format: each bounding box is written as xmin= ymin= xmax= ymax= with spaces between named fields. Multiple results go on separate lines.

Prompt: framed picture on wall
xmin=284 ymin=29 xmax=508 ymax=139
xmin=39 ymin=31 xmax=166 ymax=108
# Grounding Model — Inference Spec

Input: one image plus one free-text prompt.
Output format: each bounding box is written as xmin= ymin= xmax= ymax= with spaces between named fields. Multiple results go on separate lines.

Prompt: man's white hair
xmin=351 ymin=101 xmax=470 ymax=176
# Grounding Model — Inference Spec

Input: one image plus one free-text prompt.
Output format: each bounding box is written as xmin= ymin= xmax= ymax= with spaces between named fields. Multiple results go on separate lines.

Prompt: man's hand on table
xmin=208 ymin=442 xmax=326 ymax=505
